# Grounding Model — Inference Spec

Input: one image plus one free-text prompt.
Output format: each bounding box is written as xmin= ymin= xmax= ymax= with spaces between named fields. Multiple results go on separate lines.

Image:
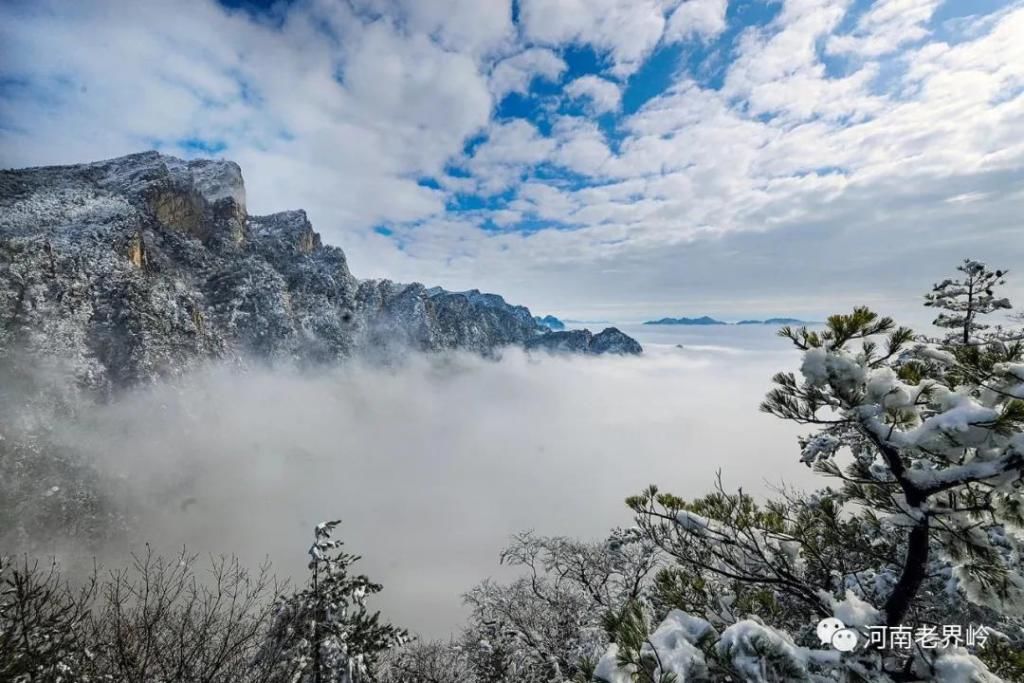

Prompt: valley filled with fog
xmin=12 ymin=324 xmax=819 ymax=637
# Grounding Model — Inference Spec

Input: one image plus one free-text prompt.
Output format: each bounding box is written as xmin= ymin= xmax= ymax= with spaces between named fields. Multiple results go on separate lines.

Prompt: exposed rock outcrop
xmin=589 ymin=327 xmax=644 ymax=355
xmin=0 ymin=152 xmax=642 ymax=392
xmin=525 ymin=327 xmax=642 ymax=355
xmin=534 ymin=314 xmax=566 ymax=330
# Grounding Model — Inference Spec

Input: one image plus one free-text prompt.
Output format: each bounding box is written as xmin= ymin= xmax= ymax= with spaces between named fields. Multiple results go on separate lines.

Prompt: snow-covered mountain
xmin=0 ymin=152 xmax=641 ymax=392
xmin=525 ymin=327 xmax=642 ymax=355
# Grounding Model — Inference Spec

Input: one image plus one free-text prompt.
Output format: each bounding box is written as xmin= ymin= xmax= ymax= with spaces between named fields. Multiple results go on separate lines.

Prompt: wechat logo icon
xmin=817 ymin=617 xmax=859 ymax=652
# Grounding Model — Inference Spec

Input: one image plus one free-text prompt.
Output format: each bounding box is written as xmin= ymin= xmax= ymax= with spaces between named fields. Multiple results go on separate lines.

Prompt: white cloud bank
xmin=19 ymin=345 xmax=816 ymax=637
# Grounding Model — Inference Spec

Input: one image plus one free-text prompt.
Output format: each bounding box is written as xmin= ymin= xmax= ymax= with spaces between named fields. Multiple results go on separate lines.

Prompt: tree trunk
xmin=313 ymin=564 xmax=321 ymax=683
xmin=867 ymin=434 xmax=932 ymax=626
xmin=884 ymin=519 xmax=930 ymax=626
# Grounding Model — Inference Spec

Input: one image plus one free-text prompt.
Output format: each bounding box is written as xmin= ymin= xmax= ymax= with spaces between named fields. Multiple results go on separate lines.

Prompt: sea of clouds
xmin=9 ymin=342 xmax=819 ymax=637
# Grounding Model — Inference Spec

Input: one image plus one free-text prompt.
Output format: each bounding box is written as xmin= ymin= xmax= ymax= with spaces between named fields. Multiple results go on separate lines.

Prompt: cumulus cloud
xmin=665 ymin=0 xmax=730 ymax=42
xmin=489 ymin=47 xmax=567 ymax=99
xmin=463 ymin=119 xmax=556 ymax=194
xmin=565 ymin=75 xmax=622 ymax=114
xmin=0 ymin=0 xmax=492 ymax=233
xmin=517 ymin=0 xmax=678 ymax=76
xmin=723 ymin=0 xmax=853 ymax=102
xmin=551 ymin=117 xmax=616 ymax=177
xmin=827 ymin=0 xmax=942 ymax=57
xmin=1 ymin=0 xmax=1022 ymax=321
xmin=367 ymin=0 xmax=515 ymax=56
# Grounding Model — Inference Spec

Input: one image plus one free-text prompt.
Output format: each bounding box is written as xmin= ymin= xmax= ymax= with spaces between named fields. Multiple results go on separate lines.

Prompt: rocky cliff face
xmin=534 ymin=314 xmax=566 ymax=330
xmin=524 ymin=328 xmax=643 ymax=355
xmin=0 ymin=152 xmax=641 ymax=393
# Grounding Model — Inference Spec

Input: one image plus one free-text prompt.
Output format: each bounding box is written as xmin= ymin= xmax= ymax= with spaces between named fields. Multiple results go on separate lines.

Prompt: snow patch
xmin=716 ymin=619 xmax=807 ymax=682
xmin=822 ymin=589 xmax=881 ymax=627
xmin=594 ymin=610 xmax=712 ymax=682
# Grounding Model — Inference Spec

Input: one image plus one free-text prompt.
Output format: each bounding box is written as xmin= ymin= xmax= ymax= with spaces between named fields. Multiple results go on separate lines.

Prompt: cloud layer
xmin=20 ymin=343 xmax=816 ymax=637
xmin=1 ymin=0 xmax=1022 ymax=320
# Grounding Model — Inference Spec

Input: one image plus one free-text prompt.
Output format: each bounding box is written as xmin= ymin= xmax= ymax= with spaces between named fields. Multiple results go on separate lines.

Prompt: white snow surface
xmin=593 ymin=644 xmax=631 ymax=683
xmin=800 ymin=433 xmax=842 ymax=463
xmin=864 ymin=367 xmax=915 ymax=410
xmin=0 ymin=187 xmax=137 ymax=234
xmin=675 ymin=510 xmax=713 ymax=535
xmin=800 ymin=348 xmax=865 ymax=391
xmin=822 ymin=589 xmax=881 ymax=627
xmin=927 ymin=649 xmax=1002 ymax=682
xmin=716 ymin=619 xmax=807 ymax=682
xmin=594 ymin=610 xmax=712 ymax=682
xmin=162 ymin=154 xmax=247 ymax=210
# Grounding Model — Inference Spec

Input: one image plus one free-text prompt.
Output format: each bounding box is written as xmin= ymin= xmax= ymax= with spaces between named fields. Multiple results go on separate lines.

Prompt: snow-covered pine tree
xmin=600 ymin=260 xmax=1024 ymax=681
xmin=924 ymin=259 xmax=1010 ymax=345
xmin=766 ymin=275 xmax=1023 ymax=631
xmin=262 ymin=521 xmax=407 ymax=683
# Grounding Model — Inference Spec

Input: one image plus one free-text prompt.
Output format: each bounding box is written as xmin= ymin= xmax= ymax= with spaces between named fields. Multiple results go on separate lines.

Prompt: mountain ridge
xmin=644 ymin=316 xmax=726 ymax=325
xmin=0 ymin=152 xmax=641 ymax=394
xmin=644 ymin=316 xmax=818 ymax=326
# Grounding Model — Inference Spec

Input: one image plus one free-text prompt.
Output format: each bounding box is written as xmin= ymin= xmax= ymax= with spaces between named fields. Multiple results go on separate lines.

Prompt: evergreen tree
xmin=761 ymin=267 xmax=1022 ymax=630
xmin=369 ymin=259 xmax=1024 ymax=682
xmin=263 ymin=521 xmax=407 ymax=683
xmin=598 ymin=260 xmax=1023 ymax=681
xmin=924 ymin=259 xmax=1010 ymax=345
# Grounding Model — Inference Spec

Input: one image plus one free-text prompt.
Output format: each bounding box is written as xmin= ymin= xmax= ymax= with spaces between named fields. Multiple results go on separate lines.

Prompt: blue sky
xmin=2 ymin=0 xmax=1023 ymax=321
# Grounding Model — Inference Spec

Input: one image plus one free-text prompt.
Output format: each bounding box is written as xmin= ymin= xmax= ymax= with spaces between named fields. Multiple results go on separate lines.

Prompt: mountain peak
xmin=1 ymin=152 xmax=642 ymax=392
xmin=643 ymin=316 xmax=727 ymax=326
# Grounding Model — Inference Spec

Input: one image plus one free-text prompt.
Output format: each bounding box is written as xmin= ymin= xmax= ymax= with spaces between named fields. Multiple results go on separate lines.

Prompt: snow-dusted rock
xmin=534 ymin=314 xmax=565 ymax=330
xmin=0 ymin=152 xmax=642 ymax=391
xmin=590 ymin=327 xmax=643 ymax=355
xmin=525 ymin=329 xmax=595 ymax=354
xmin=525 ymin=327 xmax=643 ymax=355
